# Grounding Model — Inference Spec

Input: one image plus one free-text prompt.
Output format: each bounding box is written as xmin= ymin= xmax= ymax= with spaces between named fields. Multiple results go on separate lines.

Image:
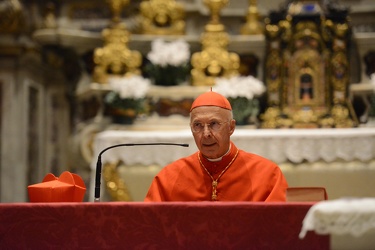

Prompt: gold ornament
xmin=241 ymin=0 xmax=264 ymax=35
xmin=191 ymin=0 xmax=239 ymax=86
xmin=106 ymin=0 xmax=129 ymax=25
xmin=103 ymin=162 xmax=132 ymax=201
xmin=140 ymin=0 xmax=185 ymax=35
xmin=93 ymin=0 xmax=142 ymax=83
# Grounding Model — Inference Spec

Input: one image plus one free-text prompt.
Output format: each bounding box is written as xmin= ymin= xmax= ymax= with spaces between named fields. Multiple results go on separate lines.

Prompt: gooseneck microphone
xmin=94 ymin=142 xmax=189 ymax=202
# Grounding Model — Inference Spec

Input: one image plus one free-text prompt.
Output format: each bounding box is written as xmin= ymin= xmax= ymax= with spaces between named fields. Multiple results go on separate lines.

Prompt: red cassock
xmin=145 ymin=142 xmax=288 ymax=202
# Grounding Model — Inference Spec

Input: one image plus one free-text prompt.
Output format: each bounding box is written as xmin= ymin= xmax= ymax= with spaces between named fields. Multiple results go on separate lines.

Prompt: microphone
xmin=94 ymin=142 xmax=189 ymax=202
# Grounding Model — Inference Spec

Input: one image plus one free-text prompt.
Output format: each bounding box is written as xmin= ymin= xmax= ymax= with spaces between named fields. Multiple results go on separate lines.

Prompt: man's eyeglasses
xmin=190 ymin=120 xmax=230 ymax=133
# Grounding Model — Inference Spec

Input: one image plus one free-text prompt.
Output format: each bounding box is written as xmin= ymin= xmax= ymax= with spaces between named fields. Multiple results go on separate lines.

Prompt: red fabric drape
xmin=0 ymin=202 xmax=328 ymax=250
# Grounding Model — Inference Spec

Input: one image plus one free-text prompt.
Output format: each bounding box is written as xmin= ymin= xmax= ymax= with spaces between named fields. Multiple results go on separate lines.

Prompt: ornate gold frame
xmin=261 ymin=4 xmax=357 ymax=128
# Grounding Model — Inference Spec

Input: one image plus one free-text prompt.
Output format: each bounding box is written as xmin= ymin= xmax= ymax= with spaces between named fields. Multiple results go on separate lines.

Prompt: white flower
xmin=213 ymin=75 xmax=266 ymax=99
xmin=108 ymin=75 xmax=151 ymax=99
xmin=147 ymin=39 xmax=190 ymax=67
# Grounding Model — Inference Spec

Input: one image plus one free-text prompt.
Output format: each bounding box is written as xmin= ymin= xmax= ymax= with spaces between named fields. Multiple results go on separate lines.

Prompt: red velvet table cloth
xmin=0 ymin=202 xmax=328 ymax=250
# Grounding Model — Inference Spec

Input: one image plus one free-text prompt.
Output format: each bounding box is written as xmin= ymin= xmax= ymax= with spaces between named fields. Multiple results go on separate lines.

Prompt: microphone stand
xmin=94 ymin=142 xmax=189 ymax=202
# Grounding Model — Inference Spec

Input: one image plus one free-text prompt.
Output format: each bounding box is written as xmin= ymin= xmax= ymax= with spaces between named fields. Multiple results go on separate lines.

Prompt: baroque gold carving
xmin=328 ymin=19 xmax=355 ymax=127
xmin=331 ymin=104 xmax=351 ymax=127
xmin=106 ymin=0 xmax=129 ymax=24
xmin=93 ymin=25 xmax=142 ymax=83
xmin=260 ymin=107 xmax=281 ymax=129
xmin=265 ymin=50 xmax=282 ymax=105
xmin=140 ymin=0 xmax=185 ymax=35
xmin=191 ymin=0 xmax=239 ymax=86
xmin=93 ymin=0 xmax=142 ymax=84
xmin=241 ymin=0 xmax=263 ymax=35
xmin=103 ymin=162 xmax=132 ymax=201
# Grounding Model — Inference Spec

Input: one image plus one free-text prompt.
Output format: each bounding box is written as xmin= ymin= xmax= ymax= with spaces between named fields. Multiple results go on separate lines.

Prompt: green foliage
xmin=228 ymin=97 xmax=260 ymax=125
xmin=104 ymin=91 xmax=147 ymax=113
xmin=143 ymin=62 xmax=191 ymax=86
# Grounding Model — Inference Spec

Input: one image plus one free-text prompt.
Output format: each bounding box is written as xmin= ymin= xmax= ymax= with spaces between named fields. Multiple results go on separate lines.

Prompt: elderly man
xmin=145 ymin=91 xmax=288 ymax=201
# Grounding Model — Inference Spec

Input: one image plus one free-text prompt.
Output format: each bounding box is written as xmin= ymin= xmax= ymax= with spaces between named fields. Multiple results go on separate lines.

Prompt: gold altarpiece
xmin=261 ymin=1 xmax=357 ymax=128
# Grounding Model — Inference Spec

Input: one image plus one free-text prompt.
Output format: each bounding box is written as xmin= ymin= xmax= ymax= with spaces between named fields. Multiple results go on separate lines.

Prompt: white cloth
xmin=92 ymin=128 xmax=375 ymax=167
xmin=300 ymin=198 xmax=375 ymax=238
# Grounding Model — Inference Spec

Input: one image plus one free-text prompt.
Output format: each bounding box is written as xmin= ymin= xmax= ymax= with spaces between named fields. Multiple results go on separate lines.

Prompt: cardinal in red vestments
xmin=144 ymin=91 xmax=288 ymax=201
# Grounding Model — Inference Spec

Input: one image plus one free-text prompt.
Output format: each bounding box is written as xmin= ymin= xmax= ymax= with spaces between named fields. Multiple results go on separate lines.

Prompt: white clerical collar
xmin=206 ymin=145 xmax=231 ymax=162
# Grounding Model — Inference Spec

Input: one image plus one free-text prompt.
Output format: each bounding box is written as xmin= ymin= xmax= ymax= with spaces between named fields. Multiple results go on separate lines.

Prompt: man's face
xmin=190 ymin=106 xmax=235 ymax=159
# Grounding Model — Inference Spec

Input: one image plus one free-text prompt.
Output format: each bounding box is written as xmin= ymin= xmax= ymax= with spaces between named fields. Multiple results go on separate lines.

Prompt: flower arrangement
xmin=213 ymin=75 xmax=266 ymax=125
xmin=144 ymin=39 xmax=191 ymax=86
xmin=104 ymin=75 xmax=151 ymax=123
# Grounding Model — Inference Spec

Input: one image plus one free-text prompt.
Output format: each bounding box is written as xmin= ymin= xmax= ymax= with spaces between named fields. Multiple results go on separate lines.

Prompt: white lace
xmin=300 ymin=198 xmax=375 ymax=238
xmin=92 ymin=128 xmax=375 ymax=167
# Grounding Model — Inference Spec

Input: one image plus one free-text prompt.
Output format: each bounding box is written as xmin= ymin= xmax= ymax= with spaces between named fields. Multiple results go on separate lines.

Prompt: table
xmin=0 ymin=202 xmax=328 ymax=250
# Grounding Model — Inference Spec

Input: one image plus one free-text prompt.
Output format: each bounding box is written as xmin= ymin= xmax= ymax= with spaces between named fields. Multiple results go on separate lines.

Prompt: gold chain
xmin=198 ymin=149 xmax=239 ymax=201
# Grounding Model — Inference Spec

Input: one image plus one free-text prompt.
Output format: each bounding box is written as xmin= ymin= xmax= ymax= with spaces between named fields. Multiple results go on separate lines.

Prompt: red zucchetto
xmin=190 ymin=90 xmax=232 ymax=111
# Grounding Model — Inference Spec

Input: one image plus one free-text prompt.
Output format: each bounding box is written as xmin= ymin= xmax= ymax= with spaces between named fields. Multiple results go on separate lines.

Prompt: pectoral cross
xmin=211 ymin=181 xmax=218 ymax=201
